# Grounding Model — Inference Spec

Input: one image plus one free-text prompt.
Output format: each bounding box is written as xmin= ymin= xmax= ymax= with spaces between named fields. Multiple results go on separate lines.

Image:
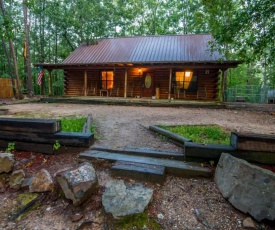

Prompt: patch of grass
xmin=61 ymin=116 xmax=86 ymax=132
xmin=159 ymin=125 xmax=231 ymax=145
xmin=114 ymin=213 xmax=162 ymax=230
xmin=61 ymin=116 xmax=95 ymax=133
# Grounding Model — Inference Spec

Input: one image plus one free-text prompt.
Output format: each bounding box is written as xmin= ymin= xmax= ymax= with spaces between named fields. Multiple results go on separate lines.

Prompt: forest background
xmin=0 ymin=0 xmax=274 ymax=102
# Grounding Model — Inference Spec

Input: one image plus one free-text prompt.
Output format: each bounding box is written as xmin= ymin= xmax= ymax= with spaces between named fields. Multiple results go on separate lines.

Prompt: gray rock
xmin=56 ymin=162 xmax=98 ymax=206
xmin=243 ymin=217 xmax=257 ymax=229
xmin=102 ymin=179 xmax=153 ymax=219
xmin=0 ymin=153 xmax=14 ymax=173
xmin=215 ymin=153 xmax=275 ymax=222
xmin=29 ymin=169 xmax=54 ymax=192
xmin=21 ymin=177 xmax=33 ymax=189
xmin=8 ymin=169 xmax=25 ymax=189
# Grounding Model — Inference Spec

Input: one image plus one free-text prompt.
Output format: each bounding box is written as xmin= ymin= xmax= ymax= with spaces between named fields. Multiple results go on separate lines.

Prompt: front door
xmin=142 ymin=72 xmax=154 ymax=97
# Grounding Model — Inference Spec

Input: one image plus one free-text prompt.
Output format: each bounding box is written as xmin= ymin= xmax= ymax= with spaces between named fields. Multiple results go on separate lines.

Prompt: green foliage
xmin=5 ymin=142 xmax=15 ymax=153
xmin=160 ymin=125 xmax=231 ymax=145
xmin=114 ymin=213 xmax=162 ymax=230
xmin=53 ymin=140 xmax=61 ymax=150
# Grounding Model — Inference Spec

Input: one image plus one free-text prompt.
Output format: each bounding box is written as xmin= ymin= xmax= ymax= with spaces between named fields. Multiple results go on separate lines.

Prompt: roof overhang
xmin=34 ymin=60 xmax=241 ymax=71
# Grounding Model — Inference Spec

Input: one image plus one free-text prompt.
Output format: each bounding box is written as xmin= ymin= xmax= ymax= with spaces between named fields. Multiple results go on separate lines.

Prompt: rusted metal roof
xmin=62 ymin=34 xmax=225 ymax=65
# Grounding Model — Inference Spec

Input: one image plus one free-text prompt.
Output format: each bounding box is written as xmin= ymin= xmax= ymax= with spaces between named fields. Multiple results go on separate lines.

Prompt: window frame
xmin=173 ymin=70 xmax=197 ymax=92
xmin=101 ymin=70 xmax=114 ymax=90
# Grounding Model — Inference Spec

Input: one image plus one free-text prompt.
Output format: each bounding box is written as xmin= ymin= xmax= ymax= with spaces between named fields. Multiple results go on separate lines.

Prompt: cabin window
xmin=101 ymin=71 xmax=114 ymax=89
xmin=174 ymin=71 xmax=197 ymax=92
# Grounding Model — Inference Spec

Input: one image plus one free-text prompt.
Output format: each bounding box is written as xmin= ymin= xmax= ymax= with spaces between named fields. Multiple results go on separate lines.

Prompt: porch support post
xmin=168 ymin=68 xmax=172 ymax=99
xmin=124 ymin=68 xmax=128 ymax=98
xmin=84 ymin=70 xmax=87 ymax=96
xmin=221 ymin=69 xmax=226 ymax=102
xmin=48 ymin=70 xmax=53 ymax=96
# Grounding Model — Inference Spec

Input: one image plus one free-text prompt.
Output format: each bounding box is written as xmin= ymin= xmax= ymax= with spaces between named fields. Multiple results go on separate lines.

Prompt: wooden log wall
xmin=64 ymin=70 xmax=85 ymax=96
xmin=197 ymin=69 xmax=220 ymax=100
xmin=154 ymin=69 xmax=170 ymax=99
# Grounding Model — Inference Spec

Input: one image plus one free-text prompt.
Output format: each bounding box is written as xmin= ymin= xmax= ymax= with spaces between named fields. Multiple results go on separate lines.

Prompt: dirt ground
xmin=0 ymin=102 xmax=275 ymax=230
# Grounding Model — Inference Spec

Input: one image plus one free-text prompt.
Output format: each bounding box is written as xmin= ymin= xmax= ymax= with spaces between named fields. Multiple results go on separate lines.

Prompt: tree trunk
xmin=40 ymin=0 xmax=46 ymax=95
xmin=0 ymin=0 xmax=23 ymax=99
xmin=23 ymin=0 xmax=33 ymax=97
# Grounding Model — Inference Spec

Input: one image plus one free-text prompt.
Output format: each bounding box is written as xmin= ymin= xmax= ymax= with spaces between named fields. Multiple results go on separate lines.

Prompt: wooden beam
xmin=0 ymin=118 xmax=61 ymax=133
xmin=38 ymin=63 xmax=240 ymax=71
xmin=0 ymin=130 xmax=94 ymax=147
xmin=84 ymin=70 xmax=87 ymax=96
xmin=221 ymin=70 xmax=225 ymax=102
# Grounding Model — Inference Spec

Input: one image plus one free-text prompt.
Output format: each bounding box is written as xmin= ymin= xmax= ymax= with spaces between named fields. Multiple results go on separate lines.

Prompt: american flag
xmin=37 ymin=66 xmax=44 ymax=86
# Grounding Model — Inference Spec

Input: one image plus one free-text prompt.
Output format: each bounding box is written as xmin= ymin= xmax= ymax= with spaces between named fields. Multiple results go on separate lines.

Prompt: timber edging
xmin=91 ymin=146 xmax=185 ymax=160
xmin=0 ymin=117 xmax=61 ymax=133
xmin=149 ymin=125 xmax=192 ymax=144
xmin=0 ymin=117 xmax=94 ymax=154
xmin=149 ymin=125 xmax=275 ymax=165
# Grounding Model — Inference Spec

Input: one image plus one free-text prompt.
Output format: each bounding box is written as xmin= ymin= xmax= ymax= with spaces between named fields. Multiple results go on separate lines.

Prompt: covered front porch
xmin=42 ymin=64 xmax=232 ymax=102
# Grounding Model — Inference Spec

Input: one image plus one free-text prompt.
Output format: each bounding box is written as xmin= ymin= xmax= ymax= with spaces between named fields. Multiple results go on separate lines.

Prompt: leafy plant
xmin=159 ymin=125 xmax=231 ymax=145
xmin=6 ymin=142 xmax=15 ymax=153
xmin=53 ymin=140 xmax=61 ymax=151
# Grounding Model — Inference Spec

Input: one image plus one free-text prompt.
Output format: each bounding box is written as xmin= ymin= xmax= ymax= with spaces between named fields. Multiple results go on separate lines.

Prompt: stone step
xmin=91 ymin=146 xmax=185 ymax=160
xmin=79 ymin=150 xmax=212 ymax=178
xmin=111 ymin=161 xmax=165 ymax=184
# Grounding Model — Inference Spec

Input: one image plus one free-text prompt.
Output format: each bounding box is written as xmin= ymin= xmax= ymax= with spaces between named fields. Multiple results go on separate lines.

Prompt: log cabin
xmin=38 ymin=34 xmax=240 ymax=101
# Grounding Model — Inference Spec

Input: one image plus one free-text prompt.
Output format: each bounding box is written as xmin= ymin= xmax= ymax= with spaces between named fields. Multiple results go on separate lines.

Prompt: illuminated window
xmin=101 ymin=71 xmax=114 ymax=89
xmin=175 ymin=71 xmax=193 ymax=90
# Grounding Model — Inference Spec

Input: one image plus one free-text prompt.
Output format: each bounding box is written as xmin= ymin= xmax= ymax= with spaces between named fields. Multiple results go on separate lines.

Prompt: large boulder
xmin=0 ymin=153 xmax=14 ymax=173
xmin=102 ymin=179 xmax=153 ymax=219
xmin=215 ymin=153 xmax=275 ymax=222
xmin=56 ymin=162 xmax=98 ymax=206
xmin=29 ymin=169 xmax=54 ymax=192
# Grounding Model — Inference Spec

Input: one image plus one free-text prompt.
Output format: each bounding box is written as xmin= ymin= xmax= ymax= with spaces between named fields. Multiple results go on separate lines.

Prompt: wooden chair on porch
xmin=197 ymin=85 xmax=207 ymax=99
xmin=174 ymin=85 xmax=185 ymax=99
xmin=88 ymin=82 xmax=97 ymax=96
xmin=127 ymin=82 xmax=134 ymax=97
xmin=110 ymin=84 xmax=120 ymax=97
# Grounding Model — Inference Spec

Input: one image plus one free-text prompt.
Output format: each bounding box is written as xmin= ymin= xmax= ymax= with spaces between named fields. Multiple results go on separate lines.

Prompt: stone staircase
xmin=78 ymin=147 xmax=212 ymax=183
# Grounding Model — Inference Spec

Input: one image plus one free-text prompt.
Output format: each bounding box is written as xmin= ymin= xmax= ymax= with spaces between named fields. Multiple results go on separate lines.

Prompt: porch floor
xmin=40 ymin=96 xmax=225 ymax=109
